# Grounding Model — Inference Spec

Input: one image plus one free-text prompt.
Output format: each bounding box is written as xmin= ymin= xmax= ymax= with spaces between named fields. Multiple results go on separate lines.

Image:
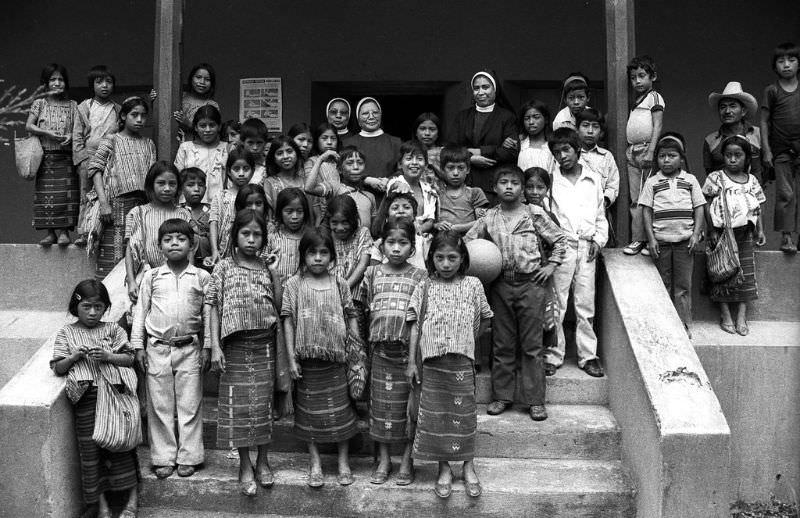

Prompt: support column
xmin=153 ymin=0 xmax=183 ymax=161
xmin=605 ymin=0 xmax=634 ymax=245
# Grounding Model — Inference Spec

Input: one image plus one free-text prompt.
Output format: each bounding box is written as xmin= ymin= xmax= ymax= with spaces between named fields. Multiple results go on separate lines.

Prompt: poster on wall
xmin=239 ymin=77 xmax=282 ymax=133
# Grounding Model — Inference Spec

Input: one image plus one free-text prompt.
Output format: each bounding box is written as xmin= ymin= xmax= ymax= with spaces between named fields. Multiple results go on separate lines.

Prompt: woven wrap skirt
xmin=74 ymin=386 xmax=139 ymax=504
xmin=369 ymin=341 xmax=411 ymax=443
xmin=294 ymin=358 xmax=358 ymax=444
xmin=33 ymin=150 xmax=78 ymax=230
xmin=710 ymin=225 xmax=758 ymax=303
xmin=217 ymin=329 xmax=275 ymax=448
xmin=95 ymin=191 xmax=146 ymax=280
xmin=412 ymin=353 xmax=476 ymax=462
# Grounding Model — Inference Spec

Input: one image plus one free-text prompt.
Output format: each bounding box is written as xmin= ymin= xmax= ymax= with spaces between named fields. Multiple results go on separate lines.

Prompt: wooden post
xmin=605 ymin=0 xmax=634 ymax=245
xmin=153 ymin=0 xmax=183 ymax=161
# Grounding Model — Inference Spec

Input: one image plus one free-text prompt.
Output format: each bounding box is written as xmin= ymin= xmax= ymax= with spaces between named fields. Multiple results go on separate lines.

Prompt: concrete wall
xmin=599 ymin=249 xmax=731 ymax=517
xmin=2 ymin=1 xmax=799 ymax=244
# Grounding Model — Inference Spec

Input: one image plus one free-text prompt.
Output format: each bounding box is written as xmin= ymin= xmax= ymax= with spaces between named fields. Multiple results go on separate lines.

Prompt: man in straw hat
xmin=703 ymin=81 xmax=763 ymax=182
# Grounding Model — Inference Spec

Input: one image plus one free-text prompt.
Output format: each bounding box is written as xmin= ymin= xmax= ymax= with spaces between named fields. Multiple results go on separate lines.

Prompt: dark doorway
xmin=310 ymin=81 xmax=460 ymax=141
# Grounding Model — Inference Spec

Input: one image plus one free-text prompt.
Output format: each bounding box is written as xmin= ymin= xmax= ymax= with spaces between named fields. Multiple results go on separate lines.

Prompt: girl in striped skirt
xmin=356 ymin=217 xmax=427 ymax=485
xmin=405 ymin=230 xmax=493 ymax=499
xmin=51 ymin=280 xmax=139 ymax=518
xmin=207 ymin=209 xmax=287 ymax=496
xmin=702 ymin=135 xmax=767 ymax=336
xmin=25 ymin=63 xmax=78 ymax=246
xmin=281 ymin=229 xmax=360 ymax=488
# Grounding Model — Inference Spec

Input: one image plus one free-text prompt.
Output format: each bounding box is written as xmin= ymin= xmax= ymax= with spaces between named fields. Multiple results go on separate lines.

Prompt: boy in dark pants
xmin=465 ymin=165 xmax=567 ymax=421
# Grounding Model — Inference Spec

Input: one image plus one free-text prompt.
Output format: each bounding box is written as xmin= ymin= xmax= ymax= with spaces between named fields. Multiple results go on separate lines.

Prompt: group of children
xmin=44 ymin=42 xmax=799 ymax=513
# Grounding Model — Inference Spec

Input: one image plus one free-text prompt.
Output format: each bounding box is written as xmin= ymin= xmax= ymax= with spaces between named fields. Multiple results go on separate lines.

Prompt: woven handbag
xmin=705 ymin=178 xmax=743 ymax=284
xmin=14 ymin=134 xmax=43 ymax=180
xmin=92 ymin=363 xmax=142 ymax=452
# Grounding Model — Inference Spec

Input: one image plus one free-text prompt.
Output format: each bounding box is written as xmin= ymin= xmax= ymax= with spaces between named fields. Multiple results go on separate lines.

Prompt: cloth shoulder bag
xmin=340 ymin=277 xmax=368 ymax=400
xmin=92 ymin=362 xmax=142 ymax=452
xmin=14 ymin=133 xmax=43 ymax=180
xmin=705 ymin=177 xmax=743 ymax=285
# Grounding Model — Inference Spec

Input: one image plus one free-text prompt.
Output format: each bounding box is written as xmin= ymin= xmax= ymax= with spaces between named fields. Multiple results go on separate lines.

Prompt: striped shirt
xmin=204 ymin=257 xmax=279 ymax=345
xmin=51 ymin=321 xmax=133 ymax=403
xmin=265 ymin=225 xmax=303 ymax=286
xmin=304 ymin=156 xmax=342 ymax=195
xmin=30 ymin=98 xmax=77 ymax=152
xmin=406 ymin=276 xmax=493 ymax=361
xmin=639 ymin=170 xmax=705 ymax=242
xmin=331 ymin=226 xmax=373 ymax=281
xmin=131 ymin=263 xmax=210 ymax=349
xmin=88 ymin=133 xmax=157 ymax=198
xmin=331 ymin=184 xmax=377 ymax=231
xmin=280 ymin=274 xmax=358 ymax=363
xmin=174 ymin=141 xmax=228 ymax=203
xmin=209 ymin=189 xmax=237 ymax=256
xmin=355 ymin=264 xmax=428 ymax=343
xmin=125 ymin=203 xmax=192 ymax=269
xmin=702 ymin=171 xmax=765 ymax=229
xmin=465 ymin=204 xmax=568 ymax=276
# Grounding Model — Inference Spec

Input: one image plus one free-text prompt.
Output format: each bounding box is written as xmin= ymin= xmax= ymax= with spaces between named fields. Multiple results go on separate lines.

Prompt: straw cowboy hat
xmin=708 ymin=81 xmax=758 ymax=117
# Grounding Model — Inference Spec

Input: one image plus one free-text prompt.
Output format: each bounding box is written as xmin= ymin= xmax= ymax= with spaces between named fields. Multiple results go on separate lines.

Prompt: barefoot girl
xmin=174 ymin=105 xmax=228 ymax=203
xmin=356 ymin=218 xmax=427 ymax=486
xmin=89 ymin=96 xmax=156 ymax=279
xmin=282 ymin=229 xmax=360 ymax=488
xmin=406 ymin=230 xmax=493 ymax=499
xmin=703 ymin=135 xmax=767 ymax=336
xmin=51 ymin=280 xmax=139 ymax=518
xmin=26 ymin=63 xmax=78 ymax=246
xmin=207 ymin=209 xmax=287 ymax=496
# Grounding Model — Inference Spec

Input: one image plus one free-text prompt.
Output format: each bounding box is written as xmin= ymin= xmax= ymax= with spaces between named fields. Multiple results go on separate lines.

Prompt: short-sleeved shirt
xmin=209 ymin=189 xmax=237 ymax=256
xmin=579 ymin=145 xmax=621 ymax=204
xmin=30 ymin=98 xmax=77 ymax=152
xmin=331 ymin=226 xmax=373 ymax=281
xmin=639 ymin=170 xmax=706 ymax=242
xmin=204 ymin=257 xmax=278 ymax=344
xmin=265 ymin=225 xmax=303 ymax=286
xmin=552 ymin=107 xmax=577 ymax=131
xmin=174 ymin=141 xmax=228 ymax=203
xmin=280 ymin=274 xmax=357 ymax=363
xmin=405 ymin=276 xmax=493 ymax=361
xmin=88 ymin=134 xmax=157 ymax=198
xmin=702 ymin=171 xmax=766 ymax=229
xmin=518 ymin=137 xmax=558 ymax=174
xmin=332 ymin=184 xmax=376 ymax=230
xmin=51 ymin=322 xmax=133 ymax=403
xmin=626 ymin=90 xmax=665 ymax=145
xmin=354 ymin=264 xmax=427 ymax=343
xmin=438 ymin=186 xmax=489 ymax=225
xmin=761 ymin=83 xmax=800 ymax=155
xmin=703 ymin=124 xmax=763 ymax=180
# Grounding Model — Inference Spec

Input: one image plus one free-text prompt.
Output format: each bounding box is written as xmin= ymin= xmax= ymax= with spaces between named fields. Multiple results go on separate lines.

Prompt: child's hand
xmin=127 ymin=283 xmax=138 ymax=304
xmin=762 ymin=150 xmax=774 ymax=168
xmin=435 ymin=221 xmax=453 ymax=232
xmin=86 ymin=346 xmax=109 ymax=362
xmin=149 ymin=89 xmax=157 ymax=101
xmin=687 ymin=234 xmax=702 ymax=254
xmin=321 ymin=150 xmax=339 ymax=162
xmin=647 ymin=239 xmax=659 ymax=259
xmin=135 ymin=350 xmax=147 ymax=372
xmin=756 ymin=231 xmax=767 ymax=247
xmin=288 ymin=359 xmax=302 ymax=380
xmin=173 ymin=110 xmax=186 ymax=125
xmin=264 ymin=252 xmax=280 ymax=271
xmin=210 ymin=346 xmax=226 ymax=373
xmin=707 ymin=229 xmax=720 ymax=248
xmin=502 ymin=137 xmax=519 ymax=150
xmin=533 ymin=263 xmax=557 ymax=285
xmin=405 ymin=363 xmax=420 ymax=385
xmin=471 ymin=155 xmax=497 ymax=168
xmin=200 ymin=349 xmax=211 ymax=372
xmin=476 ymin=208 xmax=487 ymax=218
xmin=202 ymin=255 xmax=217 ymax=269
xmin=59 ymin=134 xmax=72 ymax=146
xmin=99 ymin=201 xmax=113 ymax=224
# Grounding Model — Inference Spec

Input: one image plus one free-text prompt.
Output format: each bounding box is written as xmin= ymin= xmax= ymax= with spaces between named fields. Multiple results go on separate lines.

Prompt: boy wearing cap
xmin=704 ymin=82 xmax=762 ymax=181
xmin=623 ymin=56 xmax=665 ymax=256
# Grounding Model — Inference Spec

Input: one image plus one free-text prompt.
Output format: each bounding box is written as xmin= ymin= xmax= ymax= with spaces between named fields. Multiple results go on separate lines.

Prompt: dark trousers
xmin=653 ymin=239 xmax=694 ymax=326
xmin=489 ymin=277 xmax=546 ymax=406
xmin=774 ymin=152 xmax=800 ymax=232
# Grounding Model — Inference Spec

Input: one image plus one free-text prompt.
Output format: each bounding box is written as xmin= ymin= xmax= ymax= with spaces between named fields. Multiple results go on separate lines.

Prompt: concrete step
xmin=139 ymin=448 xmax=635 ymax=517
xmin=0 ymin=310 xmax=68 ymax=388
xmin=199 ymin=399 xmax=620 ymax=460
xmin=203 ymin=360 xmax=609 ymax=406
xmin=139 ymin=510 xmax=328 ymax=518
xmin=690 ymin=320 xmax=800 ymax=347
